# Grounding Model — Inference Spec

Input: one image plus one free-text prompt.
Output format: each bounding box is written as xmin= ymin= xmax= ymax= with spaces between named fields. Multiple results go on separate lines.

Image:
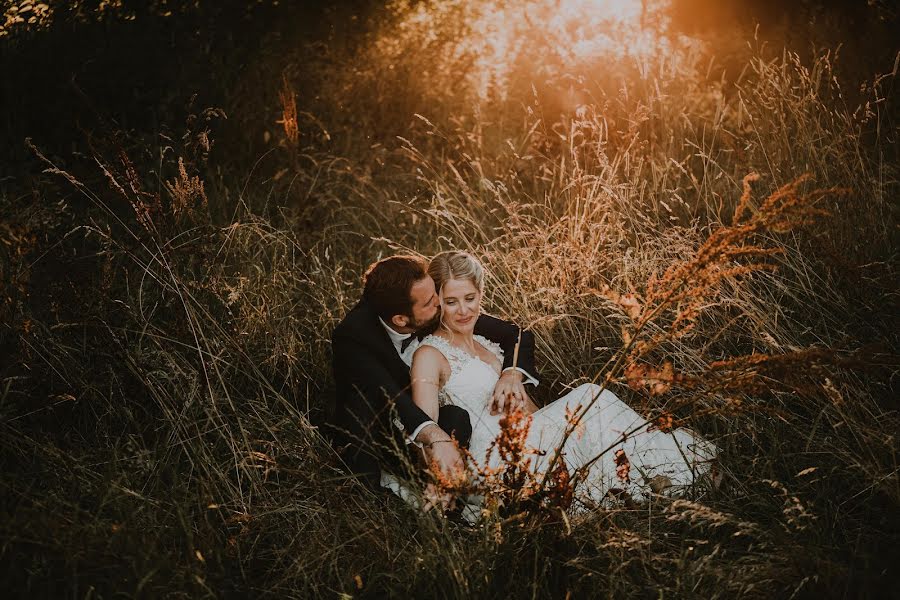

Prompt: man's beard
xmin=409 ymin=309 xmax=441 ymax=335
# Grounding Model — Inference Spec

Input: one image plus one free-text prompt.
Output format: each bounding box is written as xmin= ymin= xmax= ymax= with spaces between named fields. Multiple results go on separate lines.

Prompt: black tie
xmin=400 ymin=333 xmax=417 ymax=353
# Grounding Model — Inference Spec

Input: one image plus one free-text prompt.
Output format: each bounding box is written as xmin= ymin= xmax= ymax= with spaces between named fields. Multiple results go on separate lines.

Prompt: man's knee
xmin=437 ymin=405 xmax=472 ymax=448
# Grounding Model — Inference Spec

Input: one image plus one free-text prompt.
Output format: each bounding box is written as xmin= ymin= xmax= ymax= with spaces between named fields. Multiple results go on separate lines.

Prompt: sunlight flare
xmin=386 ymin=0 xmax=675 ymax=100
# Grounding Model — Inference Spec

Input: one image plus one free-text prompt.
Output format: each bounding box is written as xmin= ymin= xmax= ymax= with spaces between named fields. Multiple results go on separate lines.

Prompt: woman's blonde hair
xmin=427 ymin=251 xmax=484 ymax=296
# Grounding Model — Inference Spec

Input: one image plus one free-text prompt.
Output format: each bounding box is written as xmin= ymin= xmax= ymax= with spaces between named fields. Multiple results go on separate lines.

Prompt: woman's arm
xmin=411 ymin=345 xmax=465 ymax=514
xmin=410 ymin=345 xmax=448 ymax=423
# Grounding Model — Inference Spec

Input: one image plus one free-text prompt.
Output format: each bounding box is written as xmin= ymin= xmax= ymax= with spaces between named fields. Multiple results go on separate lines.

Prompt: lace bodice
xmin=418 ymin=334 xmax=504 ymax=410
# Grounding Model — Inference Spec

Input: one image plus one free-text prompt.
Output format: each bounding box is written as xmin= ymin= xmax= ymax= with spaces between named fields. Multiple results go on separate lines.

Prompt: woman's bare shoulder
xmin=412 ymin=343 xmax=449 ymax=368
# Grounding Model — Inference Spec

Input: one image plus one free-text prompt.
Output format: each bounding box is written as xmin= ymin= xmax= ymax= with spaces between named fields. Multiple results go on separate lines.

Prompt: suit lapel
xmin=353 ymin=301 xmax=411 ymax=385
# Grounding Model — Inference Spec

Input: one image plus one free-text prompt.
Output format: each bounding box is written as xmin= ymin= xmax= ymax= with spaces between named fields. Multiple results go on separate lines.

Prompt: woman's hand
xmin=490 ymin=370 xmax=534 ymax=415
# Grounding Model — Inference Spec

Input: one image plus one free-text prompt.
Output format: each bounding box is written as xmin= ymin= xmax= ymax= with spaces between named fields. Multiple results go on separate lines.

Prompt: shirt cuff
xmin=408 ymin=420 xmax=438 ymax=447
xmin=502 ymin=366 xmax=539 ymax=387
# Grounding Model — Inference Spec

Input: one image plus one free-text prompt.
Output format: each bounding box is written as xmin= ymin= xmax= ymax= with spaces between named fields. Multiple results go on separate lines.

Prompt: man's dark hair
xmin=363 ymin=255 xmax=429 ymax=322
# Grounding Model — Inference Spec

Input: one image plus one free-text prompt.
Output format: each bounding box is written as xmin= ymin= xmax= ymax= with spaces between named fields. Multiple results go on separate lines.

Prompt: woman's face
xmin=439 ymin=277 xmax=481 ymax=335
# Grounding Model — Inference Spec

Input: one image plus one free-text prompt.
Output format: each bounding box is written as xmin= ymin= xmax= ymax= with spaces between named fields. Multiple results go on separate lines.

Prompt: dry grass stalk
xmin=420 ymin=173 xmax=855 ymax=521
xmin=115 ymin=149 xmax=162 ymax=235
xmin=278 ymin=73 xmax=300 ymax=148
xmin=613 ymin=174 xmax=847 ymax=394
xmin=6 ymin=5 xmax=898 ymax=596
xmin=164 ymin=157 xmax=208 ymax=221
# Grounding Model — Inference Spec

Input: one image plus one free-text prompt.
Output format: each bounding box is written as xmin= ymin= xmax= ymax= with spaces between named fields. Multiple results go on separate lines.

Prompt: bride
xmin=410 ymin=251 xmax=717 ymax=509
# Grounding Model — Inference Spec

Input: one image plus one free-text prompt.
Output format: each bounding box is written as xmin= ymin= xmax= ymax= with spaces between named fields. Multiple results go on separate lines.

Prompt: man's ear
xmin=391 ymin=314 xmax=409 ymax=329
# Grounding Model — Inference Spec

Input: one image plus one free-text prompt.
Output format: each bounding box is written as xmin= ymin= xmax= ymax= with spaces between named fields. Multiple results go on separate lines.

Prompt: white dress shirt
xmin=379 ymin=317 xmax=421 ymax=368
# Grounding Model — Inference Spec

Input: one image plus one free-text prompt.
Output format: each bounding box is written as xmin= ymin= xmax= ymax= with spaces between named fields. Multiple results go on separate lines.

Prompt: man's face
xmin=404 ymin=276 xmax=440 ymax=331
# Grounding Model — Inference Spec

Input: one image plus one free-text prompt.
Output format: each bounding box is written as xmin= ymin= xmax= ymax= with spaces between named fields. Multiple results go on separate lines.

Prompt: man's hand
xmin=415 ymin=424 xmax=466 ymax=512
xmin=490 ymin=369 xmax=534 ymax=415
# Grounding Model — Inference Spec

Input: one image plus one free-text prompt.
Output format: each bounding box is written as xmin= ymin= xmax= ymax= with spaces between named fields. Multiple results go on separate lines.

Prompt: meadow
xmin=1 ymin=1 xmax=898 ymax=597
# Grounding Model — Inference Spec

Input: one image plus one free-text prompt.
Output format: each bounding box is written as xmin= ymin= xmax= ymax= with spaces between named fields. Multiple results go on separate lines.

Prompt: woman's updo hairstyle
xmin=427 ymin=251 xmax=484 ymax=296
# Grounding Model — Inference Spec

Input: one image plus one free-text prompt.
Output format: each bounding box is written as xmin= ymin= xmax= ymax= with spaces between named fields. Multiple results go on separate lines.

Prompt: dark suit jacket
xmin=329 ymin=299 xmax=538 ymax=487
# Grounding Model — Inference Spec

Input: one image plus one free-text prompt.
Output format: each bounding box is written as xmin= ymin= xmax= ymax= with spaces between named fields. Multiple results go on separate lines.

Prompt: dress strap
xmin=418 ymin=335 xmax=470 ymax=378
xmin=474 ymin=334 xmax=504 ymax=364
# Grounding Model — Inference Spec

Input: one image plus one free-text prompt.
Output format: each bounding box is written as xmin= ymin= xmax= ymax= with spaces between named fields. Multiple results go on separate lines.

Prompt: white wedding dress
xmin=418 ymin=334 xmax=717 ymax=506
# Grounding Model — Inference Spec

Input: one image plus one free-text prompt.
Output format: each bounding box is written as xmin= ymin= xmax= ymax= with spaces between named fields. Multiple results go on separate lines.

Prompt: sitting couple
xmin=330 ymin=252 xmax=716 ymax=510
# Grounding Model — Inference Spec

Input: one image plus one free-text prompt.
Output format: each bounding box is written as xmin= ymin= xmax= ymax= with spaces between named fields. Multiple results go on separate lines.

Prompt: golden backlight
xmin=388 ymin=0 xmax=674 ymax=99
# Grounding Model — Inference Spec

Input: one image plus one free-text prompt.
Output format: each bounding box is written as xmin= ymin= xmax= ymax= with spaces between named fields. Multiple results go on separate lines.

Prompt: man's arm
xmin=474 ymin=313 xmax=539 ymax=383
xmin=474 ymin=313 xmax=541 ymax=414
xmin=332 ymin=333 xmax=433 ymax=441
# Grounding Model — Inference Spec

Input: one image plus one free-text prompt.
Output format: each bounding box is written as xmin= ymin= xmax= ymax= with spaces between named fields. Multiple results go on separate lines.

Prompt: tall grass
xmin=1 ymin=1 xmax=898 ymax=597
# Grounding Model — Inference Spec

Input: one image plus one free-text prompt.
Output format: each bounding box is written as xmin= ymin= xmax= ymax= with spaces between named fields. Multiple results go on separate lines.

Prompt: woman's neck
xmin=439 ymin=327 xmax=475 ymax=350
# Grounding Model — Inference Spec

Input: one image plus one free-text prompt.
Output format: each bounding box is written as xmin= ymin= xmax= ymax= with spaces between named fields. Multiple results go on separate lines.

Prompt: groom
xmin=330 ymin=254 xmax=539 ymax=489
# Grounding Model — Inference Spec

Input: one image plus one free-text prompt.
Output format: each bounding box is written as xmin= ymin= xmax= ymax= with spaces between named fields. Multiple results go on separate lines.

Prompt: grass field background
xmin=1 ymin=1 xmax=898 ymax=597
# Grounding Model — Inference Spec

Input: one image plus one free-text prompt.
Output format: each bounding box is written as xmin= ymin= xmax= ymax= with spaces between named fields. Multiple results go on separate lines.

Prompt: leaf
xmin=624 ymin=360 xmax=677 ymax=396
xmin=624 ymin=363 xmax=649 ymax=391
xmin=651 ymin=412 xmax=674 ymax=433
xmin=618 ymin=292 xmax=642 ymax=321
xmin=796 ymin=467 xmax=818 ymax=477
xmin=614 ymin=449 xmax=631 ymax=483
xmin=652 ymin=361 xmax=675 ymax=395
